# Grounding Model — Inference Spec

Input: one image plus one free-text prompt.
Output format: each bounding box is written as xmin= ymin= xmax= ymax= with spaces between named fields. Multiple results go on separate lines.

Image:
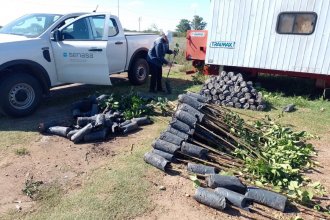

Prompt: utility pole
xmin=138 ymin=17 xmax=142 ymax=32
xmin=117 ymin=0 xmax=120 ymax=18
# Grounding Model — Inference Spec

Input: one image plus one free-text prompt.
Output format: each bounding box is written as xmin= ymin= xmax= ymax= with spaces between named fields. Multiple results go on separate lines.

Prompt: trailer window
xmin=277 ymin=12 xmax=317 ymax=35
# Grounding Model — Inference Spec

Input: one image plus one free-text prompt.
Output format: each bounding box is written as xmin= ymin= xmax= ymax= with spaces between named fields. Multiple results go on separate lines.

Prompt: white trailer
xmin=201 ymin=0 xmax=330 ymax=86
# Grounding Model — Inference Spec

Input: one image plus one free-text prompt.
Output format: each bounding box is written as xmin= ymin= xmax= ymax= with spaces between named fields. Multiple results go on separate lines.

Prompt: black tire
xmin=0 ymin=73 xmax=42 ymax=117
xmin=128 ymin=58 xmax=149 ymax=85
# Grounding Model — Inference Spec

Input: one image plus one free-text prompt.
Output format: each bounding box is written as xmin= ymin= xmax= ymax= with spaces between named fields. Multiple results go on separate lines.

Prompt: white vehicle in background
xmin=0 ymin=12 xmax=158 ymax=117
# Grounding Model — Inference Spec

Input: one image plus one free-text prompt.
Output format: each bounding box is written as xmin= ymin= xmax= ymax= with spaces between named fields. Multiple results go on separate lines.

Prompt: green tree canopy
xmin=176 ymin=19 xmax=191 ymax=33
xmin=191 ymin=15 xmax=207 ymax=30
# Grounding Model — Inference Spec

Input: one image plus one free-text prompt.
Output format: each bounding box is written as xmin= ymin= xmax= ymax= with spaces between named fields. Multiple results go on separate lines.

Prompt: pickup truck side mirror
xmin=51 ymin=29 xmax=62 ymax=42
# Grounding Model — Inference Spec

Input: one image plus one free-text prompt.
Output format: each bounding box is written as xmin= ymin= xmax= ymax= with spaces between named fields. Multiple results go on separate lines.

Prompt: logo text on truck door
xmin=210 ymin=41 xmax=236 ymax=49
xmin=63 ymin=52 xmax=94 ymax=59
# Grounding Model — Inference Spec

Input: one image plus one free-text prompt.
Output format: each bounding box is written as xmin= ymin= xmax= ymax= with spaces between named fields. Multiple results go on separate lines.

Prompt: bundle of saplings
xmin=38 ymin=92 xmax=172 ymax=144
xmin=144 ymin=92 xmax=329 ymax=218
xmin=200 ymin=71 xmax=266 ymax=111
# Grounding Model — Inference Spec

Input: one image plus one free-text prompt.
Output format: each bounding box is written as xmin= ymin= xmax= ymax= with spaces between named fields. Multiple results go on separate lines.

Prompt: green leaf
xmin=287 ymin=190 xmax=297 ymax=198
xmin=189 ymin=175 xmax=198 ymax=181
xmin=314 ymin=204 xmax=321 ymax=211
xmin=307 ymin=190 xmax=314 ymax=200
xmin=189 ymin=175 xmax=201 ymax=188
xmin=255 ymin=181 xmax=264 ymax=187
xmin=219 ymin=170 xmax=234 ymax=176
xmin=192 ymin=181 xmax=201 ymax=188
xmin=288 ymin=181 xmax=299 ymax=190
xmin=309 ymin=181 xmax=321 ymax=188
xmin=273 ymin=186 xmax=282 ymax=192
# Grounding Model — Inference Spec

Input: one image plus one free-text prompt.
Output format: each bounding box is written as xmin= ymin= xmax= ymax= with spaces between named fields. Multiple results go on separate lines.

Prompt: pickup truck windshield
xmin=0 ymin=13 xmax=61 ymax=37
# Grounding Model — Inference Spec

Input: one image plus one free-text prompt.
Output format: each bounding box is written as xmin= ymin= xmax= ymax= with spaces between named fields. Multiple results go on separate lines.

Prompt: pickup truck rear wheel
xmin=128 ymin=58 xmax=149 ymax=85
xmin=0 ymin=73 xmax=42 ymax=117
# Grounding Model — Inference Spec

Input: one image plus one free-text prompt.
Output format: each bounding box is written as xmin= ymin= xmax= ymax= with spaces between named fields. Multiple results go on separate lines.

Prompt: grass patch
xmin=34 ymin=182 xmax=63 ymax=204
xmin=235 ymin=104 xmax=330 ymax=136
xmin=22 ymin=177 xmax=44 ymax=199
xmin=192 ymin=72 xmax=209 ymax=85
xmin=0 ymin=128 xmax=38 ymax=150
xmin=178 ymin=63 xmax=193 ymax=73
xmin=15 ymin=147 xmax=29 ymax=156
xmin=245 ymin=74 xmax=330 ymax=135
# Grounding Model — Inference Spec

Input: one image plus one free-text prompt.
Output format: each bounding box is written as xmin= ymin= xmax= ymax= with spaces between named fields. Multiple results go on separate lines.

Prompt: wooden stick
xmin=190 ymin=138 xmax=243 ymax=163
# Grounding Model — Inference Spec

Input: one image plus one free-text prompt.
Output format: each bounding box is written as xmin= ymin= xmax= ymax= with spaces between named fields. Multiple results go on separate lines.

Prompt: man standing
xmin=147 ymin=31 xmax=173 ymax=93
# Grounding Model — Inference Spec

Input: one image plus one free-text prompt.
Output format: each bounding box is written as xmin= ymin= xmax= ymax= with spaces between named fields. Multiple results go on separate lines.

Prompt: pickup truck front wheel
xmin=0 ymin=73 xmax=42 ymax=117
xmin=128 ymin=58 xmax=149 ymax=85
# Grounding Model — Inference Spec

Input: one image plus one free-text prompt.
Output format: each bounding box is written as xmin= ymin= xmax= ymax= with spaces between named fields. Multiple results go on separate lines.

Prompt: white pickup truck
xmin=0 ymin=12 xmax=158 ymax=117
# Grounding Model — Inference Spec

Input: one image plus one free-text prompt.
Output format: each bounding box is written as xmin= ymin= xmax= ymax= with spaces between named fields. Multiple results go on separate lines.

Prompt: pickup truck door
xmin=106 ymin=17 xmax=127 ymax=74
xmin=51 ymin=13 xmax=111 ymax=85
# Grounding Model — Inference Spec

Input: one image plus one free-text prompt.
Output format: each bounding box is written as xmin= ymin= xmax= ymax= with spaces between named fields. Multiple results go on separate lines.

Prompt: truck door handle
xmin=115 ymin=41 xmax=123 ymax=45
xmin=89 ymin=48 xmax=103 ymax=52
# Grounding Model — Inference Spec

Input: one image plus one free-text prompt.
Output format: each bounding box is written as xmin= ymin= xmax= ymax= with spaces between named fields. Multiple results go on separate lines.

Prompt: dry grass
xmin=0 ymin=120 xmax=39 ymax=150
xmin=14 ymin=147 xmax=29 ymax=156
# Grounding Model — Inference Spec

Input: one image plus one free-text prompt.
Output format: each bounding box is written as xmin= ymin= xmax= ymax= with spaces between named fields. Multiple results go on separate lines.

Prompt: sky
xmin=0 ymin=0 xmax=210 ymax=31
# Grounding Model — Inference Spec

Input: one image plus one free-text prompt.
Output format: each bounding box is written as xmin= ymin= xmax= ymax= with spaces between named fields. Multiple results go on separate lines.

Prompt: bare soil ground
xmin=0 ymin=117 xmax=159 ymax=216
xmin=0 ymin=136 xmax=107 ymax=213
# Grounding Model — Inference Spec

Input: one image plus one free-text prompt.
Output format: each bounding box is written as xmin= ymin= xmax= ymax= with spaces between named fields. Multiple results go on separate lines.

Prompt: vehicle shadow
xmin=0 ymin=73 xmax=195 ymax=132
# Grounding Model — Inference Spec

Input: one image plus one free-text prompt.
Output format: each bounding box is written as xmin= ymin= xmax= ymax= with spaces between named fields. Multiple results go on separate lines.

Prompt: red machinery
xmin=186 ymin=30 xmax=219 ymax=75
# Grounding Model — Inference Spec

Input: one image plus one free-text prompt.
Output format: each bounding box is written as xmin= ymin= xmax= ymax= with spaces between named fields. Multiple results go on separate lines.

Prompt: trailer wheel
xmin=128 ymin=58 xmax=149 ymax=85
xmin=0 ymin=73 xmax=42 ymax=117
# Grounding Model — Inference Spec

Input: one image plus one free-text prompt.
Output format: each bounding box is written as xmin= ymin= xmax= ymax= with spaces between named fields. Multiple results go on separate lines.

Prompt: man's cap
xmin=160 ymin=30 xmax=171 ymax=37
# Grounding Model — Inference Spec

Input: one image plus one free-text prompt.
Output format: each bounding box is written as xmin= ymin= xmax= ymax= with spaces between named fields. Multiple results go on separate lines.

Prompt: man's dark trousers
xmin=149 ymin=62 xmax=163 ymax=92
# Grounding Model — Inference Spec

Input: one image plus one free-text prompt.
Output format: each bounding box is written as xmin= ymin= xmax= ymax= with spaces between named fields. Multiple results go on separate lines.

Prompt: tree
xmin=0 ymin=26 xmax=2 ymax=29
xmin=150 ymin=23 xmax=159 ymax=32
xmin=124 ymin=28 xmax=137 ymax=32
xmin=176 ymin=19 xmax=191 ymax=33
xmin=191 ymin=15 xmax=207 ymax=30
